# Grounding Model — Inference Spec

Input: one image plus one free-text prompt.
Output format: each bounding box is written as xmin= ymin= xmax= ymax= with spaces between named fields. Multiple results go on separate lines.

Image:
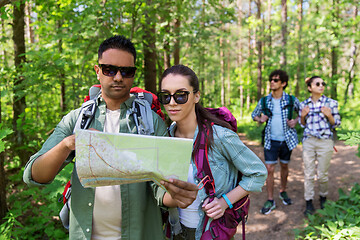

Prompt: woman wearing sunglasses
xmin=299 ymin=76 xmax=341 ymax=216
xmin=158 ymin=65 xmax=267 ymax=240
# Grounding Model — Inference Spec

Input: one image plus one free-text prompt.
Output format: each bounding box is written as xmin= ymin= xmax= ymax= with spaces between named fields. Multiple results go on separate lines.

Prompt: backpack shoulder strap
xmin=73 ymin=91 xmax=101 ymax=133
xmin=261 ymin=96 xmax=271 ymax=116
xmin=261 ymin=96 xmax=266 ymax=111
xmin=127 ymin=94 xmax=155 ymax=135
xmin=194 ymin=127 xmax=215 ymax=198
xmin=287 ymin=94 xmax=295 ymax=120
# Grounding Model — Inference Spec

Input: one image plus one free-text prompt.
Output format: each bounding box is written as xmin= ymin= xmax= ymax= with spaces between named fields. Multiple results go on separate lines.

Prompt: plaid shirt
xmin=252 ymin=92 xmax=300 ymax=150
xmin=299 ymin=95 xmax=341 ymax=141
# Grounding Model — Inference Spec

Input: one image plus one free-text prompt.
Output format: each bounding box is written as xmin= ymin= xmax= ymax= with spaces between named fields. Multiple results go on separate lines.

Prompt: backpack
xmin=59 ymin=85 xmax=165 ymax=229
xmin=165 ymin=107 xmax=249 ymax=240
xmin=260 ymin=95 xmax=295 ymax=145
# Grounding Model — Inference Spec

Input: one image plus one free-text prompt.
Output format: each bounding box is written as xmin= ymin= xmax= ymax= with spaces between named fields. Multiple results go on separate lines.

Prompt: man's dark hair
xmin=98 ymin=35 xmax=136 ymax=64
xmin=269 ymin=69 xmax=289 ymax=89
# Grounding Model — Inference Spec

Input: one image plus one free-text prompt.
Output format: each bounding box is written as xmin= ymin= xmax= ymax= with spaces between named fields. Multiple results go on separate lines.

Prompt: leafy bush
xmin=295 ymin=183 xmax=360 ymax=239
xmin=0 ymin=164 xmax=72 ymax=239
xmin=338 ymin=131 xmax=360 ymax=157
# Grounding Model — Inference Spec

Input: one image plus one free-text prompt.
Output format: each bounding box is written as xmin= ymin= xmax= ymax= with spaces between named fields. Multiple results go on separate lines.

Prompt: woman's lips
xmin=168 ymin=109 xmax=180 ymax=115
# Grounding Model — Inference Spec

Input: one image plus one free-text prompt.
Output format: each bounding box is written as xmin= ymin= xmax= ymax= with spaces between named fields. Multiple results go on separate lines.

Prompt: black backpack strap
xmin=73 ymin=89 xmax=101 ymax=133
xmin=287 ymin=95 xmax=295 ymax=120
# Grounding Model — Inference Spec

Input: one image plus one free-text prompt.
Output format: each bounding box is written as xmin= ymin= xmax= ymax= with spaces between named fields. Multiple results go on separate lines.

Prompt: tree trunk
xmin=199 ymin=0 xmax=206 ymax=97
xmin=0 ymin=150 xmax=7 ymax=221
xmin=330 ymin=0 xmax=339 ymax=100
xmin=295 ymin=0 xmax=303 ymax=97
xmin=142 ymin=1 xmax=157 ymax=94
xmin=237 ymin=0 xmax=243 ymax=117
xmin=25 ymin=1 xmax=34 ymax=44
xmin=173 ymin=18 xmax=180 ymax=65
xmin=344 ymin=5 xmax=358 ymax=104
xmin=0 ymin=32 xmax=6 ymax=219
xmin=1 ymin=20 xmax=8 ymax=67
xmin=13 ymin=0 xmax=28 ymax=166
xmin=255 ymin=0 xmax=262 ymax=101
xmin=247 ymin=0 xmax=252 ymax=107
xmin=220 ymin=37 xmax=225 ymax=106
xmin=267 ymin=0 xmax=272 ymax=53
xmin=280 ymin=0 xmax=287 ymax=69
xmin=226 ymin=39 xmax=231 ymax=106
xmin=57 ymin=16 xmax=66 ymax=113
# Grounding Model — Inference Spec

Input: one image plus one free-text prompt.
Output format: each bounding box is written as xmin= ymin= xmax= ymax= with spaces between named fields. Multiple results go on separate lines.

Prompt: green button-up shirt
xmin=23 ymin=96 xmax=168 ymax=240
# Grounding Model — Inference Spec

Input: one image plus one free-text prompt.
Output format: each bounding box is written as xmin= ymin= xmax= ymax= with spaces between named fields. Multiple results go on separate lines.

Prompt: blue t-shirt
xmin=270 ymin=98 xmax=285 ymax=141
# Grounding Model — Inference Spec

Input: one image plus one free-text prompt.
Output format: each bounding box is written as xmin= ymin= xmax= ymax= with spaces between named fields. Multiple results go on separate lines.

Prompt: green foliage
xmin=0 ymin=165 xmax=72 ymax=239
xmin=0 ymin=125 xmax=13 ymax=153
xmin=338 ymin=131 xmax=360 ymax=157
xmin=295 ymin=183 xmax=360 ymax=239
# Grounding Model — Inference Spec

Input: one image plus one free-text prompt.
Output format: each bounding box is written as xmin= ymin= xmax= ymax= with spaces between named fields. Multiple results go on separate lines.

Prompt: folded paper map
xmin=75 ymin=129 xmax=193 ymax=188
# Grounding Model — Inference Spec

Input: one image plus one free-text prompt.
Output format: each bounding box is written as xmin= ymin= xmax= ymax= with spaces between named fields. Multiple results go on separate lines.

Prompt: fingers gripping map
xmin=75 ymin=129 xmax=193 ymax=188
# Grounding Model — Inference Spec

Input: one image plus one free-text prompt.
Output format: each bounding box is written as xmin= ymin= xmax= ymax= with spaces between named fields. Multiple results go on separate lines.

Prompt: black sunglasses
xmin=269 ymin=78 xmax=281 ymax=83
xmin=157 ymin=91 xmax=196 ymax=105
xmin=99 ymin=64 xmax=137 ymax=78
xmin=314 ymin=82 xmax=326 ymax=87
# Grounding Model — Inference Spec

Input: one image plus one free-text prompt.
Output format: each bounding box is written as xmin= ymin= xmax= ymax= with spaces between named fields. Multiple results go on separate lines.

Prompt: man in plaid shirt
xmin=252 ymin=70 xmax=300 ymax=215
xmin=300 ymin=76 xmax=341 ymax=216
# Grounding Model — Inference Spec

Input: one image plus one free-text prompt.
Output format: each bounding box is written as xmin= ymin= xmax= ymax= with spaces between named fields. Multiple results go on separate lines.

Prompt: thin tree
xmin=142 ymin=0 xmax=157 ymax=93
xmin=220 ymin=36 xmax=225 ymax=106
xmin=280 ymin=0 xmax=287 ymax=69
xmin=237 ymin=0 xmax=244 ymax=117
xmin=255 ymin=0 xmax=263 ymax=101
xmin=330 ymin=0 xmax=340 ymax=100
xmin=295 ymin=0 xmax=303 ymax=97
xmin=173 ymin=18 xmax=180 ymax=65
xmin=344 ymin=4 xmax=358 ymax=104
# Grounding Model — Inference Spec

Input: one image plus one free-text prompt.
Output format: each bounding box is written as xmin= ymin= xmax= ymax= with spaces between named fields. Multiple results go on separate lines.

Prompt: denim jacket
xmin=23 ymin=96 xmax=168 ymax=240
xmin=169 ymin=123 xmax=267 ymax=240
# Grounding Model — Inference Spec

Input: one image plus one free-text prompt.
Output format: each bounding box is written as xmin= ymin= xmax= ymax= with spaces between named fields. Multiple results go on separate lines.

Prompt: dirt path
xmin=234 ymin=134 xmax=360 ymax=240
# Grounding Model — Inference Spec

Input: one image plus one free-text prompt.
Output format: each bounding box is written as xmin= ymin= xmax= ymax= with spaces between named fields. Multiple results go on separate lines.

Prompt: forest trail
xmin=234 ymin=134 xmax=360 ymax=240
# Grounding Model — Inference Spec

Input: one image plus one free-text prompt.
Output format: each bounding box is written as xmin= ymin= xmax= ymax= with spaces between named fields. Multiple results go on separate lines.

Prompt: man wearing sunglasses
xmin=23 ymin=35 xmax=198 ymax=239
xmin=300 ymin=76 xmax=341 ymax=216
xmin=252 ymin=69 xmax=300 ymax=215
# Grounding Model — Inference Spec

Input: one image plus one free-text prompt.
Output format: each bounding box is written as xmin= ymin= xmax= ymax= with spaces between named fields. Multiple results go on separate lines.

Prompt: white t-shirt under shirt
xmin=178 ymin=164 xmax=201 ymax=228
xmin=92 ymin=109 xmax=122 ymax=240
xmin=270 ymin=98 xmax=285 ymax=141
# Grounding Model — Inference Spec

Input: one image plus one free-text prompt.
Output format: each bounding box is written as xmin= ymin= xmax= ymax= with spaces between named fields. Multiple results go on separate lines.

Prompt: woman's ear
xmin=194 ymin=91 xmax=201 ymax=104
xmin=307 ymin=85 xmax=312 ymax=93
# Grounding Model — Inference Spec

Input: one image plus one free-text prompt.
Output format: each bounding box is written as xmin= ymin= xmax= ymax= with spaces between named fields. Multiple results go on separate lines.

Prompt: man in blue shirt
xmin=252 ymin=70 xmax=300 ymax=215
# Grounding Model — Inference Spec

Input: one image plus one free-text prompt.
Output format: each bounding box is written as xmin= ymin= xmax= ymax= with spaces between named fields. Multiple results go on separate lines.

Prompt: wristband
xmin=222 ymin=194 xmax=233 ymax=209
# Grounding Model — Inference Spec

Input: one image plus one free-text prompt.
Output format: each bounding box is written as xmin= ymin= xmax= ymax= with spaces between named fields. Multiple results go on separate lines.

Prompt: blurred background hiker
xmin=252 ymin=70 xmax=300 ymax=215
xmin=300 ymin=76 xmax=341 ymax=216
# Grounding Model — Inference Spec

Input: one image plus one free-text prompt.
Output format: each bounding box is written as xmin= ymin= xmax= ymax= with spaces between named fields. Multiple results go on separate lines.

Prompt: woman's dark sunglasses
xmin=157 ymin=91 xmax=196 ymax=104
xmin=314 ymin=82 xmax=326 ymax=87
xmin=99 ymin=64 xmax=137 ymax=78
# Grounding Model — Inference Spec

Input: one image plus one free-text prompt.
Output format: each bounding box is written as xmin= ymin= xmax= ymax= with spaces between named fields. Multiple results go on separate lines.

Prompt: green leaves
xmin=0 ymin=125 xmax=13 ymax=153
xmin=296 ymin=183 xmax=360 ymax=239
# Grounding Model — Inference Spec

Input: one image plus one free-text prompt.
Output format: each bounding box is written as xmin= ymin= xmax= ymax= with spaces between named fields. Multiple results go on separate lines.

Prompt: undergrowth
xmin=294 ymin=183 xmax=360 ymax=239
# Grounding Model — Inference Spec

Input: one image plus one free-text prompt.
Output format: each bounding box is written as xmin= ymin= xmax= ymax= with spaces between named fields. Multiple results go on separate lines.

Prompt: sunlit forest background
xmin=0 ymin=0 xmax=359 ymax=238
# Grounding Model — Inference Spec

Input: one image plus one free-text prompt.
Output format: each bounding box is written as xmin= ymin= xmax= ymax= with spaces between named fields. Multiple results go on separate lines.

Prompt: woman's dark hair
xmin=160 ymin=65 xmax=233 ymax=157
xmin=269 ymin=69 xmax=289 ymax=89
xmin=98 ymin=35 xmax=136 ymax=64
